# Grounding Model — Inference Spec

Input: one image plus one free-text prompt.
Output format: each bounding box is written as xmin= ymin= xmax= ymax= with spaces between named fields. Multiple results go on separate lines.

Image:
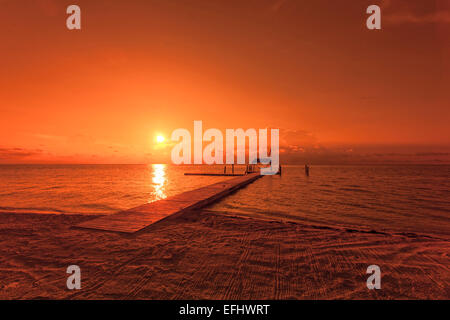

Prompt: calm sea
xmin=0 ymin=164 xmax=449 ymax=238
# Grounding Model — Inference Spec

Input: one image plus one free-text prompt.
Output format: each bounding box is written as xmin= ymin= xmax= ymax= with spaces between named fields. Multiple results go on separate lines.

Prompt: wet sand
xmin=0 ymin=210 xmax=449 ymax=299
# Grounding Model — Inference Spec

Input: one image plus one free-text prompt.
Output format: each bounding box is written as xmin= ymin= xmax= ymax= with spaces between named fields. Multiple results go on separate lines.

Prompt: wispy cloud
xmin=381 ymin=0 xmax=450 ymax=24
xmin=0 ymin=147 xmax=44 ymax=161
xmin=270 ymin=0 xmax=288 ymax=13
xmin=275 ymin=127 xmax=450 ymax=164
xmin=385 ymin=11 xmax=450 ymax=24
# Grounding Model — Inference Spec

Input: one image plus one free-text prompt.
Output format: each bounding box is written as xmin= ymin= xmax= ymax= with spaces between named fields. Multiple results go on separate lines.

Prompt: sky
xmin=0 ymin=0 xmax=449 ymax=164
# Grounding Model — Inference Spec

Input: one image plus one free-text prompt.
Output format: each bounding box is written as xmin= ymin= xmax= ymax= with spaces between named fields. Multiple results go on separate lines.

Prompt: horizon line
xmin=0 ymin=162 xmax=449 ymax=166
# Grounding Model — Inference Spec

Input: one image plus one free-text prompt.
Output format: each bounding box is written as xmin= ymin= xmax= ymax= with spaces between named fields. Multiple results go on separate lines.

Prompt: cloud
xmin=381 ymin=0 xmax=450 ymax=24
xmin=273 ymin=126 xmax=450 ymax=164
xmin=0 ymin=147 xmax=44 ymax=161
xmin=279 ymin=142 xmax=450 ymax=164
xmin=415 ymin=152 xmax=450 ymax=156
xmin=270 ymin=0 xmax=288 ymax=13
xmin=385 ymin=11 xmax=450 ymax=24
xmin=279 ymin=129 xmax=317 ymax=152
xmin=32 ymin=133 xmax=65 ymax=141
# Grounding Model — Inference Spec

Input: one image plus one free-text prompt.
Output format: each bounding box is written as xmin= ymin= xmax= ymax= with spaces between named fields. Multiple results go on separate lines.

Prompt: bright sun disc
xmin=156 ymin=135 xmax=165 ymax=143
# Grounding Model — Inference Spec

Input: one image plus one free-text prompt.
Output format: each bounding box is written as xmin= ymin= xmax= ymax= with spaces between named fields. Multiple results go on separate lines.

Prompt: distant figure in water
xmin=224 ymin=166 xmax=226 ymax=174
xmin=305 ymin=164 xmax=310 ymax=176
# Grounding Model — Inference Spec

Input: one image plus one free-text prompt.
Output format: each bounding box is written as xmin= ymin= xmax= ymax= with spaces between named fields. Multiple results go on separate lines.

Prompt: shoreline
xmin=0 ymin=210 xmax=448 ymax=299
xmin=2 ymin=208 xmax=447 ymax=240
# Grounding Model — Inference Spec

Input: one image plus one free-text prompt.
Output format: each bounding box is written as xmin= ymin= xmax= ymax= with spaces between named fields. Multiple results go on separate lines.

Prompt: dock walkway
xmin=184 ymin=173 xmax=244 ymax=176
xmin=75 ymin=172 xmax=261 ymax=234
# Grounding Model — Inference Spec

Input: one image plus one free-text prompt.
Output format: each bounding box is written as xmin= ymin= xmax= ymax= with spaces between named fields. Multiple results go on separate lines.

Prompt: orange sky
xmin=0 ymin=0 xmax=449 ymax=164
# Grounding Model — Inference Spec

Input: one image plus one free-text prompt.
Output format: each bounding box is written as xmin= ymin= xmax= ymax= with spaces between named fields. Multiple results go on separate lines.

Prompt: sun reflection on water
xmin=150 ymin=164 xmax=167 ymax=202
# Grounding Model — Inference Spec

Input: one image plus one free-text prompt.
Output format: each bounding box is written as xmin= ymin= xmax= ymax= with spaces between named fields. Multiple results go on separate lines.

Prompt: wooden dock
xmin=184 ymin=173 xmax=245 ymax=176
xmin=75 ymin=173 xmax=261 ymax=234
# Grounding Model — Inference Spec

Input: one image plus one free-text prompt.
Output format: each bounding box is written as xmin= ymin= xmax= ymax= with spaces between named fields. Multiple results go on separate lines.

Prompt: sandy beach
xmin=1 ymin=0 xmax=449 ymax=305
xmin=0 ymin=210 xmax=448 ymax=300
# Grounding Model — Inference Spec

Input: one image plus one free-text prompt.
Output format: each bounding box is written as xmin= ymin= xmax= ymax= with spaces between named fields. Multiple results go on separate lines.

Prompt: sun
xmin=156 ymin=135 xmax=165 ymax=144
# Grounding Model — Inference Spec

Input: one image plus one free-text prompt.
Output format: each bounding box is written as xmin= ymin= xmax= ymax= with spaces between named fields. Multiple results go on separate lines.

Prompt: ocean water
xmin=0 ymin=164 xmax=237 ymax=215
xmin=0 ymin=164 xmax=449 ymax=238
xmin=211 ymin=165 xmax=450 ymax=239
